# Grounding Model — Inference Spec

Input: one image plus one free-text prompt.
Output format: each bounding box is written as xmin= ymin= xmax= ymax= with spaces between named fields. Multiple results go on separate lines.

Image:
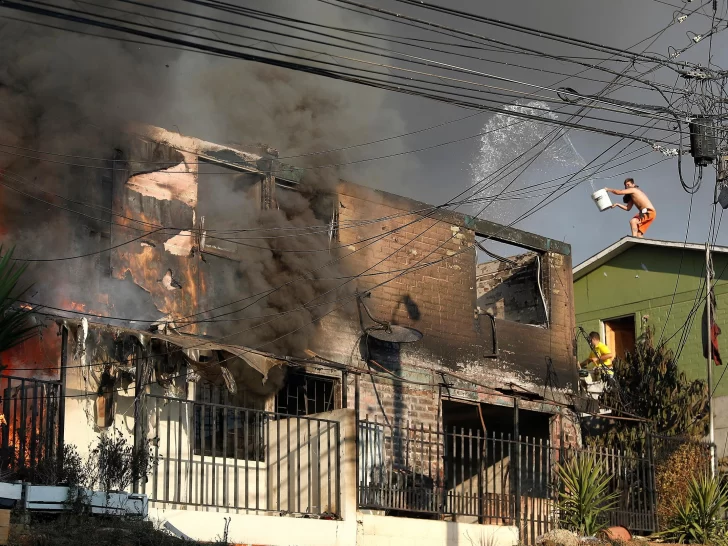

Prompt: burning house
xmin=0 ymin=124 xmax=594 ymax=545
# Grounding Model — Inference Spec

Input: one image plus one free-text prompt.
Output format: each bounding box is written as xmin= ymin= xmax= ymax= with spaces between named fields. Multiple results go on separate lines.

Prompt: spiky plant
xmin=0 ymin=246 xmax=38 ymax=361
xmin=556 ymin=453 xmax=619 ymax=537
xmin=657 ymin=474 xmax=728 ymax=544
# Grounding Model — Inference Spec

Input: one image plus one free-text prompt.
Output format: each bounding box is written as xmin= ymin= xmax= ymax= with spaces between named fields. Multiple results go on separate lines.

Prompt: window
xmin=475 ymin=238 xmax=548 ymax=326
xmin=194 ymin=382 xmax=266 ymax=461
xmin=603 ymin=316 xmax=636 ymax=359
xmin=274 ymin=370 xmax=337 ymax=416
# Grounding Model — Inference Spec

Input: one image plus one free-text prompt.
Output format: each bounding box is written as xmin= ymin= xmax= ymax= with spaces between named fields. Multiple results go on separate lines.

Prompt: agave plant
xmin=556 ymin=452 xmax=618 ymax=537
xmin=0 ymin=246 xmax=38 ymax=360
xmin=657 ymin=474 xmax=728 ymax=544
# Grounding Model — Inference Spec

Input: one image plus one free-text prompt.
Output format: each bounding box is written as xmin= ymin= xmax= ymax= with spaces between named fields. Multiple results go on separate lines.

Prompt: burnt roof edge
xmin=337 ymin=180 xmax=571 ymax=256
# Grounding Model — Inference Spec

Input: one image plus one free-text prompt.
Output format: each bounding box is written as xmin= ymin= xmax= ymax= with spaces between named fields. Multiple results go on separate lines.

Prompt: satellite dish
xmin=366 ymin=325 xmax=423 ymax=344
xmin=355 ymin=290 xmax=423 ymax=344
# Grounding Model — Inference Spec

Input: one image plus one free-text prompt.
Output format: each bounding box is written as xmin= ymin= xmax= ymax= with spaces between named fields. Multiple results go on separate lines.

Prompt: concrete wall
xmin=357 ymin=514 xmax=518 ymax=546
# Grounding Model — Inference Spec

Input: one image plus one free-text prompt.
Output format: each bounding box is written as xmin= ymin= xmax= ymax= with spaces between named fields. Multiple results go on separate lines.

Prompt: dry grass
xmin=8 ymin=515 xmax=214 ymax=546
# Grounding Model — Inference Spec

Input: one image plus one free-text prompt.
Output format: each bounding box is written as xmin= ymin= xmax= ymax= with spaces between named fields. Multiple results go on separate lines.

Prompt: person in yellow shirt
xmin=580 ymin=331 xmax=614 ymax=377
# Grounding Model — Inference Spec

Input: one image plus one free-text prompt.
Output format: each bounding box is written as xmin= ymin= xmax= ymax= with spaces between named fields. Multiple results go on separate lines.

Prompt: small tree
xmin=90 ymin=431 xmax=154 ymax=493
xmin=585 ymin=328 xmax=708 ymax=454
xmin=657 ymin=474 xmax=728 ymax=545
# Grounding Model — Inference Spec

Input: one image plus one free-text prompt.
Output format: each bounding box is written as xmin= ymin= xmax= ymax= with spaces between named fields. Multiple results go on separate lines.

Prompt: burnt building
xmin=0 ymin=126 xmax=583 ymax=545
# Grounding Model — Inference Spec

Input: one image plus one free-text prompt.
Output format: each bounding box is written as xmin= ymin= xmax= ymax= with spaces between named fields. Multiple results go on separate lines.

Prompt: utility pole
xmin=706 ymin=242 xmax=716 ymax=477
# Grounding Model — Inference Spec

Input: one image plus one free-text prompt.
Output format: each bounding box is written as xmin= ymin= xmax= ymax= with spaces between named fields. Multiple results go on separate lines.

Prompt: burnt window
xmin=475 ymin=237 xmax=549 ymax=326
xmin=275 ymin=370 xmax=337 ymax=416
xmin=193 ymin=382 xmax=266 ymax=461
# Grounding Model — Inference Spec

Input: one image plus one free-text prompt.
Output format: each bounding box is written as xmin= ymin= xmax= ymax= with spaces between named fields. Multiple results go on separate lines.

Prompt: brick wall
xmin=306 ymin=182 xmax=578 ymax=432
xmin=335 ymin=185 xmax=478 ymax=351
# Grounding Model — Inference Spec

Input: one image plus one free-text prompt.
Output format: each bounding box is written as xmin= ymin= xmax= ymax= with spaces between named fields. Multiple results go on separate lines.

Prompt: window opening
xmin=194 ymin=381 xmax=266 ymax=461
xmin=275 ymin=369 xmax=337 ymax=416
xmin=475 ymin=237 xmax=548 ymax=326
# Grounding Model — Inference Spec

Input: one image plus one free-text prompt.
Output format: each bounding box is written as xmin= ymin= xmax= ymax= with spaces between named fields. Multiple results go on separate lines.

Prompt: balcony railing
xmin=142 ymin=394 xmax=341 ymax=517
xmin=357 ymin=417 xmax=657 ymax=544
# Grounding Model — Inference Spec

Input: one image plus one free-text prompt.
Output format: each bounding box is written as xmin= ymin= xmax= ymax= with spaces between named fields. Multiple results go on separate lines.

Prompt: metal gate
xmin=0 ymin=375 xmax=61 ymax=479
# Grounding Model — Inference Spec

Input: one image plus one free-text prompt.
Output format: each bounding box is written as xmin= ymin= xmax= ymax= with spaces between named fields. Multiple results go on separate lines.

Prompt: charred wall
xmin=314 ymin=182 xmax=577 ymax=407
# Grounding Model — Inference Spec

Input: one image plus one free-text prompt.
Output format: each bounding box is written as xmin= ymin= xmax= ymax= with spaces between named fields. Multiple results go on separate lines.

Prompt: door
xmin=604 ymin=316 xmax=636 ymax=359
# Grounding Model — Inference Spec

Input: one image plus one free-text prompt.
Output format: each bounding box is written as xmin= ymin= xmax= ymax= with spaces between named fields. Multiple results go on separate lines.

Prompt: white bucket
xmin=592 ymin=188 xmax=612 ymax=211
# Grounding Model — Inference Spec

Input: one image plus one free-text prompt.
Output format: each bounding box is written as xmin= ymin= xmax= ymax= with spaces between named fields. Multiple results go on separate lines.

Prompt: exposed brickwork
xmin=335 ymin=188 xmax=478 ymax=348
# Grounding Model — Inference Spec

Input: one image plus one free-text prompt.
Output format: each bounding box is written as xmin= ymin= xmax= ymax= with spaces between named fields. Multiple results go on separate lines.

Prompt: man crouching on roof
xmin=607 ymin=178 xmax=656 ymax=238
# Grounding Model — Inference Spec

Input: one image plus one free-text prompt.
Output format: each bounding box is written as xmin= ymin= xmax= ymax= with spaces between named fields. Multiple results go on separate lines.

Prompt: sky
xmin=1 ymin=0 xmax=725 ymax=266
xmin=250 ymin=0 xmax=728 ymax=265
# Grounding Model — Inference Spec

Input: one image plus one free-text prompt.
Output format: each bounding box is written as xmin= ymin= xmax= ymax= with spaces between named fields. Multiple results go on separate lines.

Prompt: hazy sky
xmin=257 ymin=0 xmax=728 ymax=265
xmin=3 ymin=0 xmax=722 ymax=266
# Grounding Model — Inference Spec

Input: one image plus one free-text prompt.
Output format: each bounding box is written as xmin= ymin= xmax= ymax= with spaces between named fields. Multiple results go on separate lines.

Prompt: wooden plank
xmin=0 ymin=509 xmax=10 ymax=546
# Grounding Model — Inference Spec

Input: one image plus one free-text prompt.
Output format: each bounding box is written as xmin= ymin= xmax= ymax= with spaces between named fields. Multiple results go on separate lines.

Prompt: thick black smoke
xmin=0 ymin=1 xmax=412 ymax=354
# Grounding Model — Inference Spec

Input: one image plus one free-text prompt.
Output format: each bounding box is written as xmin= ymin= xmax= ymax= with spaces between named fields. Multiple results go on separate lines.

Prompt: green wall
xmin=574 ymin=245 xmax=728 ymax=396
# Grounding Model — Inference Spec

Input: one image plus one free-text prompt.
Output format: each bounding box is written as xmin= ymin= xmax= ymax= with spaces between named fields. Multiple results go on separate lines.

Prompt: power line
xmin=388 ymin=0 xmax=698 ymax=68
xmin=0 ymin=2 xmax=687 ymax=148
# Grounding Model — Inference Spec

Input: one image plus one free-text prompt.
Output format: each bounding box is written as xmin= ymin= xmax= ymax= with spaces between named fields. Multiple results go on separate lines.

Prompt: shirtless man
xmin=606 ymin=178 xmax=656 ymax=238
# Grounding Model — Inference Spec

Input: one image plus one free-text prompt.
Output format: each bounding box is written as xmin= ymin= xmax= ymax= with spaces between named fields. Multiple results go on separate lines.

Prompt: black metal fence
xmin=0 ymin=375 xmax=61 ymax=478
xmin=358 ymin=417 xmax=657 ymax=544
xmin=142 ymin=394 xmax=341 ymax=517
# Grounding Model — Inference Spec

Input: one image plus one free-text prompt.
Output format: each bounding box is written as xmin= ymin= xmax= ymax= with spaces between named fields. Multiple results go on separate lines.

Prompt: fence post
xmin=514 ymin=399 xmax=521 ymax=532
xmin=646 ymin=431 xmax=658 ymax=532
xmin=57 ymin=326 xmax=68 ymax=465
xmin=354 ymin=373 xmax=359 ymax=509
xmin=132 ymin=344 xmax=145 ymax=494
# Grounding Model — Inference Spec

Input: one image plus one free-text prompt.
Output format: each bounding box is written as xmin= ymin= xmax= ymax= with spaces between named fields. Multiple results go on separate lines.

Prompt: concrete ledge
xmin=357 ymin=514 xmax=519 ymax=546
xmin=164 ymin=510 xmax=351 ymax=546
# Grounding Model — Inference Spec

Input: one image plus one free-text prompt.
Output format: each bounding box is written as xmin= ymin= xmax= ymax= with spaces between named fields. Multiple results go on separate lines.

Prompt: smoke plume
xmin=0 ymin=0 xmax=412 ymax=355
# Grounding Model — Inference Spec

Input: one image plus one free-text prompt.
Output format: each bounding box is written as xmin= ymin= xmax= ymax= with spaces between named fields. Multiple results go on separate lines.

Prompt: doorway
xmin=603 ymin=315 xmax=636 ymax=359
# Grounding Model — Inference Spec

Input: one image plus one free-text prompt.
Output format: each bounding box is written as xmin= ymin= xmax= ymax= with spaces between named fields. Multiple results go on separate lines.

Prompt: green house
xmin=573 ymin=237 xmax=728 ymax=453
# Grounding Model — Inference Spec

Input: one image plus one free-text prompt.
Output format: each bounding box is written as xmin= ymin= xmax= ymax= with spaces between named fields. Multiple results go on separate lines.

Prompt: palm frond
xmin=0 ymin=245 xmax=38 ymax=357
xmin=556 ymin=453 xmax=619 ymax=537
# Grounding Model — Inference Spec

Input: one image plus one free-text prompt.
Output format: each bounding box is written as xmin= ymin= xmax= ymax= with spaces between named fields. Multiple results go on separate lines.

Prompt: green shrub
xmin=556 ymin=453 xmax=618 ymax=537
xmin=655 ymin=442 xmax=711 ymax=529
xmin=657 ymin=474 xmax=728 ymax=545
xmin=90 ymin=431 xmax=154 ymax=493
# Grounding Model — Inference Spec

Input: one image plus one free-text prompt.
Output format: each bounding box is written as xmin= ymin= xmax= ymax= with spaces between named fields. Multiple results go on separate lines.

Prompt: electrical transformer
xmin=689 ymin=116 xmax=718 ymax=166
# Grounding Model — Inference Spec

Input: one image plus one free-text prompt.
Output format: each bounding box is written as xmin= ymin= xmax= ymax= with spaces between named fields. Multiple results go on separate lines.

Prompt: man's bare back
xmin=620 ymin=187 xmax=654 ymax=211
xmin=605 ymin=178 xmax=656 ymax=237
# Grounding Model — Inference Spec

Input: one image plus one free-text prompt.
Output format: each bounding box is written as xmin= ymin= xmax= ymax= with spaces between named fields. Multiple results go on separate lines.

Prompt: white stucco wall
xmin=358 ymin=515 xmax=518 ymax=546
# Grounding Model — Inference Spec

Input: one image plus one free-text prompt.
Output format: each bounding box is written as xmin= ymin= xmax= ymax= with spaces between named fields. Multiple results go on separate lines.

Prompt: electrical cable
xmin=389 ymin=0 xmax=702 ymax=67
xmin=0 ymin=1 xmax=716 ymax=420
xmin=1 ymin=0 xmax=676 ymax=318
xmin=0 ymin=2 xmax=689 ymax=149
xmin=88 ymin=0 xmax=662 ymax=94
xmin=20 ymin=0 xmax=684 ymax=114
xmin=0 ymin=0 xmax=692 ymax=348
